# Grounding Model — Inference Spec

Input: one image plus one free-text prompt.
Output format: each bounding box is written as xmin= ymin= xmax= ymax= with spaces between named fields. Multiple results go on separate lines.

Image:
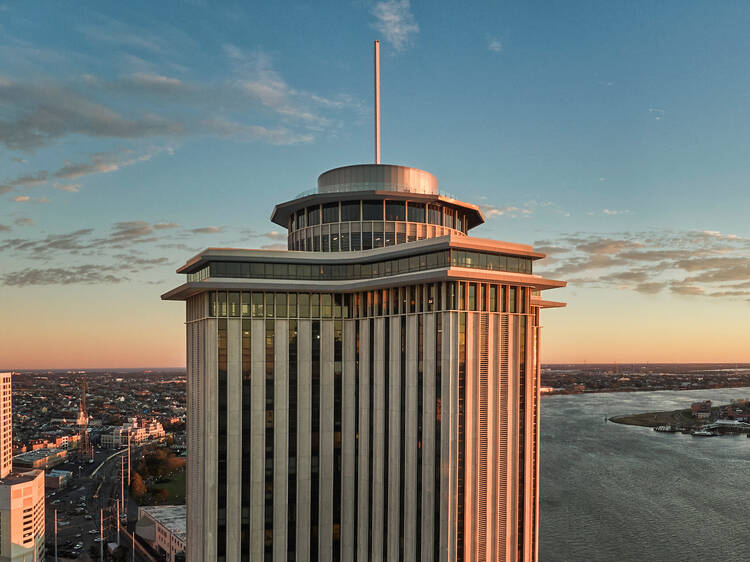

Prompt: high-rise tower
xmin=163 ymin=44 xmax=565 ymax=562
xmin=0 ymin=373 xmax=45 ymax=562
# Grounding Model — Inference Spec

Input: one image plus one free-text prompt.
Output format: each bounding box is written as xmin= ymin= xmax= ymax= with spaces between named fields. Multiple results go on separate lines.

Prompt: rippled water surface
xmin=540 ymin=388 xmax=750 ymax=562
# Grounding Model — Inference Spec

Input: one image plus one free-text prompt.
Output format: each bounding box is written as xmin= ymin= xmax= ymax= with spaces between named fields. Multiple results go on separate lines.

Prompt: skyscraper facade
xmin=164 ymin=163 xmax=565 ymax=562
xmin=0 ymin=373 xmax=45 ymax=562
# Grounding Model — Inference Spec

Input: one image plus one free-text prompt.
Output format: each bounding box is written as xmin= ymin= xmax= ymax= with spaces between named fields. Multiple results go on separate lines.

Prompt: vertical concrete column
xmin=296 ymin=320 xmax=312 ymax=562
xmin=203 ymin=318 xmax=218 ymax=562
xmin=341 ymin=320 xmax=357 ymax=560
xmin=371 ymin=317 xmax=385 ymax=562
xmin=319 ymin=320 xmax=334 ymax=562
xmin=356 ymin=319 xmax=371 ymax=562
xmin=445 ymin=311 xmax=458 ymax=562
xmin=487 ymin=314 xmax=497 ymax=561
xmin=274 ymin=319 xmax=289 ymax=562
xmin=250 ymin=318 xmax=266 ymax=562
xmin=386 ymin=316 xmax=401 ymax=562
xmin=404 ymin=314 xmax=418 ymax=562
xmin=508 ymin=315 xmax=518 ymax=559
xmin=421 ymin=312 xmax=436 ymax=562
xmin=464 ymin=312 xmax=476 ymax=562
xmin=226 ymin=319 xmax=242 ymax=561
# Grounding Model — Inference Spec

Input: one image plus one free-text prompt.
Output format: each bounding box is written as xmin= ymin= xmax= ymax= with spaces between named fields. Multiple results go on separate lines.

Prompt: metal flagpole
xmin=374 ymin=39 xmax=381 ymax=164
xmin=116 ymin=501 xmax=120 ymax=547
xmin=54 ymin=508 xmax=58 ymax=562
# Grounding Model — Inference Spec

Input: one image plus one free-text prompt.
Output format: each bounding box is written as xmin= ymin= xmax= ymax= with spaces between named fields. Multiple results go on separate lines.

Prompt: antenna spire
xmin=374 ymin=39 xmax=381 ymax=164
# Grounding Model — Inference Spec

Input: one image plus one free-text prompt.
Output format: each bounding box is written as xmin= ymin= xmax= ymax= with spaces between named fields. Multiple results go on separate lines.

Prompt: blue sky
xmin=1 ymin=1 xmax=749 ymax=367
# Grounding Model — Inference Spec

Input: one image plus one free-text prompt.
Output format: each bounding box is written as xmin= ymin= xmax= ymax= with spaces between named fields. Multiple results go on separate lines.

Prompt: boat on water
xmin=653 ymin=425 xmax=679 ymax=433
xmin=691 ymin=429 xmax=719 ymax=437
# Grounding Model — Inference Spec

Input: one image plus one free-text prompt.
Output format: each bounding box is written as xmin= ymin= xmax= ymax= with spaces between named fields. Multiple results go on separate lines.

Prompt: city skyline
xmin=2 ymin=1 xmax=750 ymax=369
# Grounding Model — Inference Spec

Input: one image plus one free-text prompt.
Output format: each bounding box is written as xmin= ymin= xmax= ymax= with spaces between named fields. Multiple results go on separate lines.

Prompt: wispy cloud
xmin=371 ymin=0 xmax=419 ymax=51
xmin=537 ymin=229 xmax=750 ymax=301
xmin=55 ymin=184 xmax=80 ymax=192
xmin=487 ymin=38 xmax=503 ymax=53
xmin=2 ymin=264 xmax=123 ymax=286
xmin=190 ymin=226 xmax=223 ymax=234
xmin=12 ymin=195 xmax=49 ymax=203
xmin=480 ymin=204 xmax=533 ymax=219
xmin=0 ymin=78 xmax=184 ymax=151
xmin=14 ymin=217 xmax=34 ymax=227
xmin=648 ymin=107 xmax=665 ymax=121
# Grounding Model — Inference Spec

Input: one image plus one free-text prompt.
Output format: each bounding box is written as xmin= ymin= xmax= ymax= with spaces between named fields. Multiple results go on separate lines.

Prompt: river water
xmin=540 ymin=387 xmax=750 ymax=562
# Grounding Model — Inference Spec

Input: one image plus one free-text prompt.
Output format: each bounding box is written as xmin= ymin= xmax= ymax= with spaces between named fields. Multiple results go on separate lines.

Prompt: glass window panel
xmin=218 ymin=292 xmax=227 ymax=316
xmin=339 ymin=223 xmax=349 ymax=251
xmin=409 ymin=256 xmax=419 ymax=272
xmin=427 ymin=253 xmax=437 ymax=269
xmin=396 ymin=231 xmax=406 ymax=244
xmin=308 ymin=205 xmax=320 ymax=226
xmin=384 ymin=223 xmax=395 ymax=246
xmin=306 ymin=232 xmax=312 ymax=252
xmin=350 ymin=227 xmax=361 ymax=251
xmin=298 ymin=293 xmax=310 ymax=317
xmin=310 ymin=293 xmax=320 ymax=317
xmin=322 ymin=202 xmax=339 ymax=223
xmin=228 ymin=292 xmax=240 ymax=317
xmin=275 ymin=293 xmax=287 ymax=317
xmin=498 ymin=255 xmax=507 ymax=270
xmin=333 ymin=293 xmax=343 ymax=317
xmin=330 ymin=224 xmax=340 ymax=252
xmin=508 ymin=256 xmax=519 ymax=273
xmin=209 ymin=291 xmax=217 ymax=316
xmin=385 ymin=201 xmax=405 ymax=221
xmin=398 ymin=258 xmax=409 ymax=273
xmin=313 ymin=226 xmax=321 ymax=251
xmin=444 ymin=208 xmax=454 ymax=229
xmin=458 ymin=282 xmax=465 ymax=310
xmin=373 ymin=222 xmax=384 ymax=248
xmin=322 ymin=225 xmax=330 ymax=252
xmin=468 ymin=284 xmax=476 ymax=311
xmin=407 ymin=223 xmax=417 ymax=242
xmin=407 ymin=202 xmax=425 ymax=223
xmin=509 ymin=286 xmax=517 ymax=313
xmin=490 ymin=285 xmax=497 ymax=312
xmin=296 ymin=210 xmax=306 ymax=229
xmin=341 ymin=201 xmax=361 ymax=222
xmin=362 ymin=200 xmax=383 ymax=221
xmin=273 ymin=263 xmax=286 ymax=277
xmin=288 ymin=293 xmax=297 ymax=317
xmin=361 ymin=223 xmax=373 ymax=250
xmin=428 ymin=204 xmax=442 ymax=225
xmin=252 ymin=293 xmax=264 ymax=317
xmin=265 ymin=293 xmax=274 ymax=317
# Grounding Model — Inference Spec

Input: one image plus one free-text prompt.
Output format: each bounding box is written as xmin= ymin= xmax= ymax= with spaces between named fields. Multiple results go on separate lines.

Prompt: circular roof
xmin=318 ymin=164 xmax=438 ymax=195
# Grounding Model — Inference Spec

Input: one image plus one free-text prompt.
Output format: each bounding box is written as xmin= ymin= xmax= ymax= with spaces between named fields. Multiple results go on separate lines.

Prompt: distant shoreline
xmin=542 ymin=382 xmax=750 ymax=397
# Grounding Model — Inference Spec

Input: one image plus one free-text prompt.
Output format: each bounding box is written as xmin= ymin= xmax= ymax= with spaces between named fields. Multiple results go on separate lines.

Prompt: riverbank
xmin=609 ymin=407 xmax=696 ymax=428
xmin=608 ymin=401 xmax=747 ymax=429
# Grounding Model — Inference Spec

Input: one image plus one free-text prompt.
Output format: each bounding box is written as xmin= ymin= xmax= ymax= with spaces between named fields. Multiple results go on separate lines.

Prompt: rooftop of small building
xmin=0 ymin=469 xmax=43 ymax=486
xmin=139 ymin=504 xmax=186 ymax=541
xmin=14 ymin=448 xmax=66 ymax=461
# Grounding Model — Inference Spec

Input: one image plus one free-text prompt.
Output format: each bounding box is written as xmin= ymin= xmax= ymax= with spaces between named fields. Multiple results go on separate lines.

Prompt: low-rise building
xmin=13 ymin=448 xmax=67 ymax=470
xmin=45 ymin=469 xmax=73 ymax=489
xmin=691 ymin=400 xmax=712 ymax=418
xmin=100 ymin=418 xmax=166 ymax=448
xmin=136 ymin=505 xmax=186 ymax=562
